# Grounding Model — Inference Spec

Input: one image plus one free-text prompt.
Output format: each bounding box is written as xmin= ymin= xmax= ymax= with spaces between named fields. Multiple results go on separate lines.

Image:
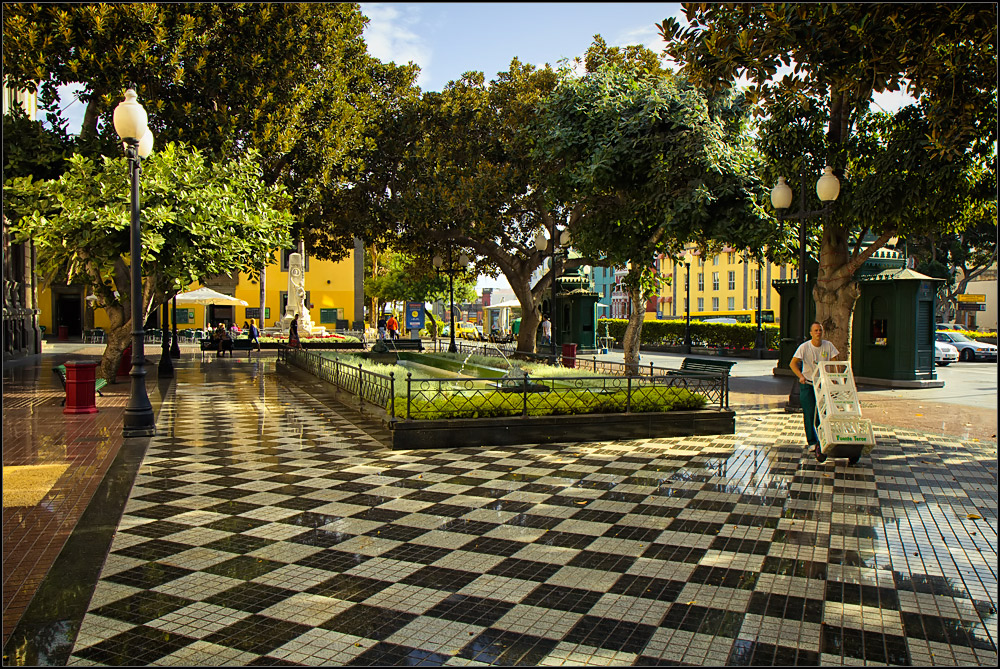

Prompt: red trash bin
xmin=64 ymin=361 xmax=99 ymax=414
xmin=561 ymin=343 xmax=578 ymax=368
xmin=58 ymin=325 xmax=69 ymax=341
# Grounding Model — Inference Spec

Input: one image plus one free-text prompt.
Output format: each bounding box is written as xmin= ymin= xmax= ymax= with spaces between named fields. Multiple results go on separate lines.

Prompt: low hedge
xmin=394 ymin=386 xmax=707 ymax=420
xmin=599 ymin=318 xmax=779 ymax=349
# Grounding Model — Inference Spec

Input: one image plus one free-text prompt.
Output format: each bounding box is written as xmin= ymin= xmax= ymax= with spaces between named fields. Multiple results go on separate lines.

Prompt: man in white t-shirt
xmin=790 ymin=321 xmax=841 ymax=459
xmin=540 ymin=315 xmax=552 ymax=346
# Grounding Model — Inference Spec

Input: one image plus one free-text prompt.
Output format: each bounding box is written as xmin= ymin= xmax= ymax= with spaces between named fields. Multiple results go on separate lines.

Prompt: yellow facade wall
xmin=656 ymin=248 xmax=798 ymax=322
xmin=38 ymin=249 xmax=357 ymax=335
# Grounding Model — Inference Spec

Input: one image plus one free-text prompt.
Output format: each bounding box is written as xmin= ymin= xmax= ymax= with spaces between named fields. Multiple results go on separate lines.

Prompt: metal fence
xmin=279 ymin=345 xmax=729 ymax=421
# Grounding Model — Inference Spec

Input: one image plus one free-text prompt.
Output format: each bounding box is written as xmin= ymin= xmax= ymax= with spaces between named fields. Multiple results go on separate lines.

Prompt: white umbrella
xmin=173 ymin=287 xmax=248 ymax=331
xmin=173 ymin=286 xmax=248 ymax=306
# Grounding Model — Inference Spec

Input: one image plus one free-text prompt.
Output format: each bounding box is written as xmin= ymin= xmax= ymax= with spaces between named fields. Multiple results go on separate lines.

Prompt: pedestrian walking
xmin=215 ymin=322 xmax=234 ymax=357
xmin=248 ymin=318 xmax=261 ymax=351
xmin=289 ymin=314 xmax=301 ymax=348
xmin=540 ymin=315 xmax=552 ymax=346
xmin=790 ymin=321 xmax=841 ymax=460
xmin=386 ymin=314 xmax=399 ymax=340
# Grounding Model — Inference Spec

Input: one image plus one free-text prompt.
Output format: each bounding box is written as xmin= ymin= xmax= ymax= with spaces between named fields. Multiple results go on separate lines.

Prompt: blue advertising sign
xmin=405 ymin=301 xmax=425 ymax=330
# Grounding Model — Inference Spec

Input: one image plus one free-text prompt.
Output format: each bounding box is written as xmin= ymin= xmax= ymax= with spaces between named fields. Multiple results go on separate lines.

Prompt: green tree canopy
xmin=4 ymin=142 xmax=293 ymax=380
xmin=534 ymin=58 xmax=766 ymax=366
xmin=660 ymin=2 xmax=998 ymax=354
xmin=3 ymin=2 xmax=420 ymax=260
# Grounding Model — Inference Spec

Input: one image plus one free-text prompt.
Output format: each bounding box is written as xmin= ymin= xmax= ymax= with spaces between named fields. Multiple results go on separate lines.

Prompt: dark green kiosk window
xmin=870 ymin=296 xmax=888 ymax=346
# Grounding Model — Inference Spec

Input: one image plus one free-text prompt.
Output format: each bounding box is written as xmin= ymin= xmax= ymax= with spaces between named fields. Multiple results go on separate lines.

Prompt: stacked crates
xmin=812 ymin=361 xmax=875 ymax=456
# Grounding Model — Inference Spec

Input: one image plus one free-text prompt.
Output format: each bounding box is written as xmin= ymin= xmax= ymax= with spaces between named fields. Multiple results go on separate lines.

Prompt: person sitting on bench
xmin=214 ymin=322 xmax=234 ymax=357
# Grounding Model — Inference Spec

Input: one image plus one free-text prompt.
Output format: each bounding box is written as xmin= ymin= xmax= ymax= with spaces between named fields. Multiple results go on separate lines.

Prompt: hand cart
xmin=811 ymin=361 xmax=876 ymax=464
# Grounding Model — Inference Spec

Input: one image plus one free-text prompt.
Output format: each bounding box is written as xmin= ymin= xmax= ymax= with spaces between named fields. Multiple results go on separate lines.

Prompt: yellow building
xmin=656 ymin=247 xmax=798 ymax=323
xmin=40 ymin=244 xmax=364 ymax=337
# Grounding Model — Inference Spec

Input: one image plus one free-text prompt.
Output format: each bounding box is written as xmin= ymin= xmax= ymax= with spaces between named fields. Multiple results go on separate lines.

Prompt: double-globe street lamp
xmin=113 ymin=89 xmax=157 ymax=437
xmin=432 ymin=247 xmax=469 ymax=354
xmin=770 ymin=165 xmax=841 ymax=409
xmin=533 ymin=226 xmax=571 ymax=362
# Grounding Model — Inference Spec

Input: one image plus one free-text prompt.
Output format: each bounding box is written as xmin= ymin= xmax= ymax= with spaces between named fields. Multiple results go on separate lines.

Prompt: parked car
xmin=440 ymin=322 xmax=480 ymax=340
xmin=935 ymin=331 xmax=998 ymax=362
xmin=934 ymin=340 xmax=959 ymax=366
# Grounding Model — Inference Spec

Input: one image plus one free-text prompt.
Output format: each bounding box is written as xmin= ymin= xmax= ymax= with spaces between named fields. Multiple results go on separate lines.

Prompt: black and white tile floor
xmin=67 ymin=361 xmax=997 ymax=666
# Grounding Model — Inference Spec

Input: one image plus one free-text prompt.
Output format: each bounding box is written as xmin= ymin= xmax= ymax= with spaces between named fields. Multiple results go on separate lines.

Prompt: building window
xmin=698 ymin=273 xmax=704 ymax=291
xmin=697 ymin=297 xmax=704 ymax=311
xmin=712 ymin=272 xmax=719 ymax=290
xmin=727 ymin=252 xmax=735 ymax=264
xmin=728 ymin=271 xmax=736 ymax=290
xmin=727 ymin=297 xmax=735 ymax=310
xmin=712 ymin=297 xmax=719 ymax=311
xmin=698 ymin=257 xmax=703 ymax=266
xmin=712 ymin=256 xmax=719 ymax=266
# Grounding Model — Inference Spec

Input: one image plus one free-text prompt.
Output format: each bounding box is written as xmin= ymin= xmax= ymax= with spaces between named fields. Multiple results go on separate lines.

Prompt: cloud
xmin=359 ymin=3 xmax=432 ymax=88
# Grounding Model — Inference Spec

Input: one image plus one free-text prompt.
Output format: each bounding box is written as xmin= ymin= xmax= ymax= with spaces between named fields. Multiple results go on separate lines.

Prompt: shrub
xmin=394 ymin=385 xmax=707 ymax=420
xmin=599 ymin=318 xmax=779 ymax=349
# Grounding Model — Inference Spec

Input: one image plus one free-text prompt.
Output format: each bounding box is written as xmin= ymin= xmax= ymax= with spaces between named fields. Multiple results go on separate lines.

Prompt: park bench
xmin=667 ymin=357 xmax=737 ymax=376
xmin=53 ymin=364 xmax=107 ymax=406
xmin=387 ymin=338 xmax=423 ymax=351
xmin=201 ymin=337 xmax=255 ymax=359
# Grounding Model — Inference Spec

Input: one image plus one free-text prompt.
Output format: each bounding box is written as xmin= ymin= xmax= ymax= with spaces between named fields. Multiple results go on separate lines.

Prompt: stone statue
xmin=280 ymin=252 xmax=318 ymax=335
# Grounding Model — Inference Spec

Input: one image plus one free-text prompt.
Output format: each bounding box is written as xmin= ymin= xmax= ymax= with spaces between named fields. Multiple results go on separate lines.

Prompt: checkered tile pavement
xmin=66 ymin=363 xmax=997 ymax=666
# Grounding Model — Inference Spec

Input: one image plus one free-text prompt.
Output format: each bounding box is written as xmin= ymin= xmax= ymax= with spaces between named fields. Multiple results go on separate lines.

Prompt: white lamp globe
xmin=137 ymin=129 xmax=154 ymax=158
xmin=458 ymin=253 xmax=469 ymax=268
xmin=770 ymin=177 xmax=793 ymax=209
xmin=534 ymin=231 xmax=547 ymax=251
xmin=113 ymin=89 xmax=148 ymax=141
xmin=816 ymin=166 xmax=840 ymax=202
xmin=559 ymin=229 xmax=572 ymax=246
xmin=432 ymin=255 xmax=443 ymax=269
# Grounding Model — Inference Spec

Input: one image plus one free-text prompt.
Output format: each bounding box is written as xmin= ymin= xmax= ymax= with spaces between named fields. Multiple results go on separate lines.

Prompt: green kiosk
xmin=774 ymin=250 xmax=944 ymax=388
xmin=538 ymin=264 xmax=601 ymax=354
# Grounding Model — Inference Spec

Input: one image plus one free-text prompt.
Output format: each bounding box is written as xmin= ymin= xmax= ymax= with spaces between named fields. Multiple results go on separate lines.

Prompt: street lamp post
xmin=770 ymin=165 xmax=840 ymax=409
xmin=683 ymin=262 xmax=692 ymax=354
xmin=432 ymin=246 xmax=469 ymax=354
xmin=113 ymin=89 xmax=157 ymax=437
xmin=534 ymin=225 xmax=570 ymax=363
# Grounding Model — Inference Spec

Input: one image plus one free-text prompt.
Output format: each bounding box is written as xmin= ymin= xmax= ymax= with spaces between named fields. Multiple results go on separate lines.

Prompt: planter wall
xmin=387 ymin=409 xmax=735 ymax=450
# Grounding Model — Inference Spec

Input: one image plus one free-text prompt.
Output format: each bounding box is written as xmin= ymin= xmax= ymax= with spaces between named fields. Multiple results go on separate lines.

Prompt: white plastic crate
xmin=812 ymin=361 xmax=863 ymax=419
xmin=818 ymin=416 xmax=876 ymax=455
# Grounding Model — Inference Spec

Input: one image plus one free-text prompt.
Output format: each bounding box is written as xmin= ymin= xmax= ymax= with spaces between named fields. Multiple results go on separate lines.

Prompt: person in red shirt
xmin=386 ymin=314 xmax=399 ymax=340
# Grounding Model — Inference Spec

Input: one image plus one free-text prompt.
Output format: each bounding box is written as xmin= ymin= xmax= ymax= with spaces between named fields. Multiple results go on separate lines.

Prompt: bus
xmin=686 ymin=309 xmax=775 ymax=325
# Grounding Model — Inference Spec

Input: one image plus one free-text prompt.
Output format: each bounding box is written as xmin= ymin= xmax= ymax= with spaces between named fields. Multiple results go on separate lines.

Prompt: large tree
xmin=534 ymin=57 xmax=767 ymax=367
xmin=660 ymin=3 xmax=998 ymax=355
xmin=2 ymin=2 xmax=418 ymax=260
xmin=4 ymin=142 xmax=293 ymax=381
xmin=372 ymin=60 xmax=590 ymax=354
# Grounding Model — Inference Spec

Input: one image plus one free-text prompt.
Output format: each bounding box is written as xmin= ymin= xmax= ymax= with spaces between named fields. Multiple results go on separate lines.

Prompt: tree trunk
xmin=622 ymin=284 xmax=645 ymax=373
xmin=98 ymin=305 xmax=130 ymax=383
xmin=424 ymin=307 xmax=438 ymax=342
xmin=813 ymin=223 xmax=860 ymax=360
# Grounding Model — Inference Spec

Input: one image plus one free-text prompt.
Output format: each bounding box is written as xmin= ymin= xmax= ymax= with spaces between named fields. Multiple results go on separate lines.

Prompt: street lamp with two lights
xmin=113 ymin=89 xmax=157 ymax=437
xmin=432 ymin=247 xmax=469 ymax=354
xmin=770 ymin=165 xmax=841 ymax=408
xmin=533 ymin=226 xmax=571 ymax=361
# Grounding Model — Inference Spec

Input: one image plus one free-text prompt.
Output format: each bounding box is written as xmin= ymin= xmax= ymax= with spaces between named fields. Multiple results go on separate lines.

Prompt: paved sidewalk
xmin=2 ymin=347 xmax=997 ymax=666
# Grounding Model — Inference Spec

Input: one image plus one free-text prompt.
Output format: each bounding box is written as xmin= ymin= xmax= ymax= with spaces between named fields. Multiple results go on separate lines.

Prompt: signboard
xmin=175 ymin=309 xmax=191 ymax=324
xmin=320 ymin=308 xmax=341 ymax=324
xmin=957 ymin=303 xmax=985 ymax=311
xmin=957 ymin=294 xmax=986 ymax=303
xmin=405 ymin=301 xmax=425 ymax=330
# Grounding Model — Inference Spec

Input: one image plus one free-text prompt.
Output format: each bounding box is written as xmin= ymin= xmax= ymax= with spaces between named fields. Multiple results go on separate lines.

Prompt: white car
xmin=934 ymin=340 xmax=959 ymax=366
xmin=935 ymin=331 xmax=998 ymax=362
